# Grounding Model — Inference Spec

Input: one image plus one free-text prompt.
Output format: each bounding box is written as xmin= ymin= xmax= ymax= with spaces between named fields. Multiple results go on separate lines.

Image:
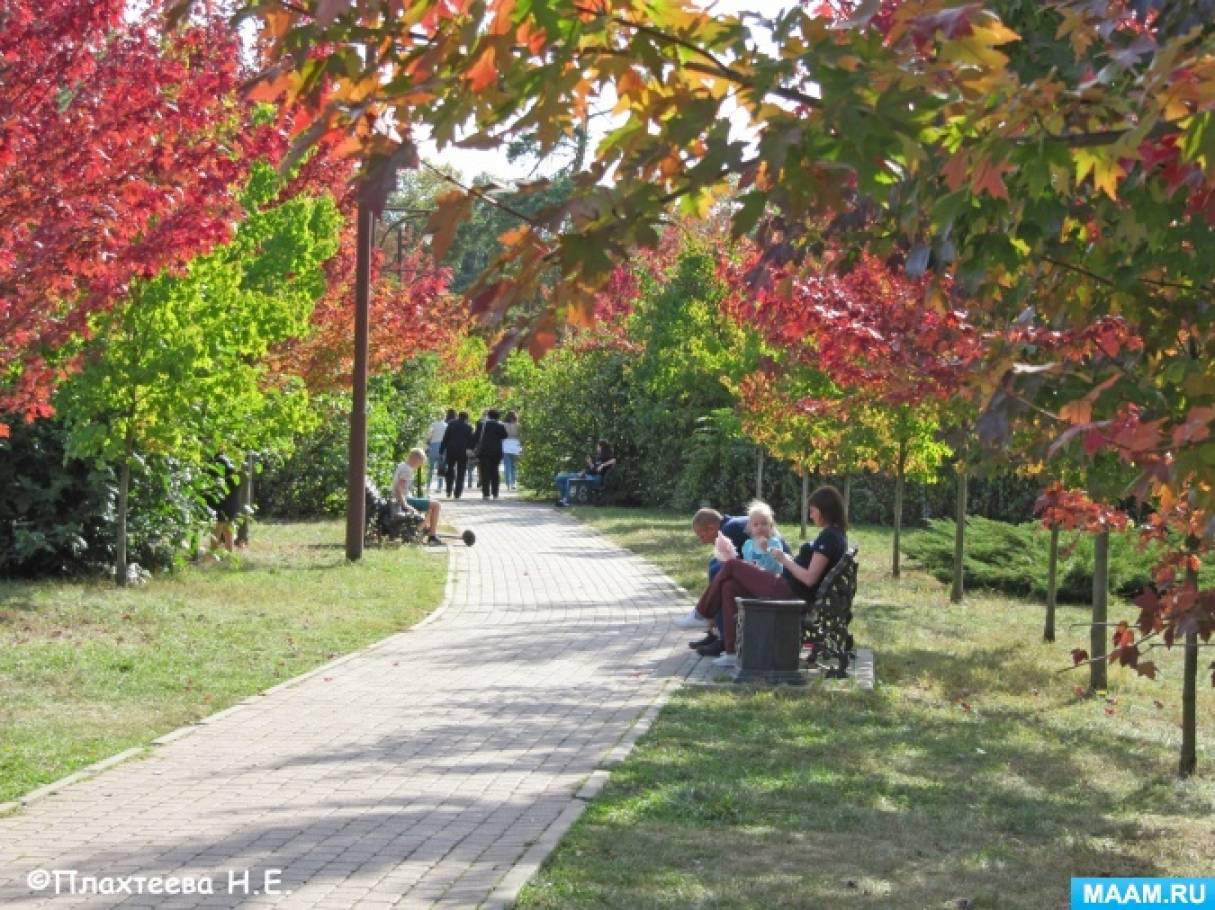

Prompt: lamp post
xmin=344 ymin=198 xmax=373 ymax=561
xmin=344 ymin=43 xmax=377 ymax=562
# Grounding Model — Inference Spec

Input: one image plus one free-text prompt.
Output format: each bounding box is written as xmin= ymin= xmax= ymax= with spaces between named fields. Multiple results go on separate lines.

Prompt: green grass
xmin=518 ymin=506 xmax=1215 ymax=910
xmin=0 ymin=521 xmax=447 ymax=804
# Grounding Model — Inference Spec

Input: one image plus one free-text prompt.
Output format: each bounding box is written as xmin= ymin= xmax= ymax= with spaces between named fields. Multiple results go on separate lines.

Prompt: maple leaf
xmin=1071 ymin=648 xmax=1089 ymax=665
xmin=942 ymin=151 xmax=969 ymax=192
xmin=467 ymin=47 xmax=498 ymax=92
xmin=969 ymin=159 xmax=1014 ymax=200
xmin=425 ymin=190 xmax=475 ymax=261
xmin=1173 ymin=405 xmax=1215 ymax=447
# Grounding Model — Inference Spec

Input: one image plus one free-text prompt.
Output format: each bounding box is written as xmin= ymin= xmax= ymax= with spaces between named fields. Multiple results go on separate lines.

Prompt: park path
xmin=0 ymin=496 xmax=703 ymax=909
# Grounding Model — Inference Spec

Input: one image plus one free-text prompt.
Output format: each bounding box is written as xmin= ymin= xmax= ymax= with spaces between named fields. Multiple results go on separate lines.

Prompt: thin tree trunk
xmin=800 ymin=470 xmax=809 ymax=539
xmin=1180 ymin=558 xmax=1199 ymax=777
xmin=1044 ymin=524 xmax=1059 ymax=642
xmin=116 ymin=457 xmax=130 ymax=587
xmin=236 ymin=451 xmax=254 ymax=547
xmin=950 ymin=466 xmax=967 ymax=603
xmin=1090 ymin=529 xmax=1109 ymax=693
xmin=755 ymin=448 xmax=764 ymax=500
xmin=842 ymin=474 xmax=851 ymax=520
xmin=893 ymin=439 xmax=907 ymax=578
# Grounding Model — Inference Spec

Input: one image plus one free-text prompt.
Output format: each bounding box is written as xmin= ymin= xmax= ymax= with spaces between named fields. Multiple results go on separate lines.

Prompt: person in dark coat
xmin=440 ymin=411 xmax=474 ymax=499
xmin=476 ymin=409 xmax=509 ymax=500
xmin=467 ymin=409 xmax=487 ymax=490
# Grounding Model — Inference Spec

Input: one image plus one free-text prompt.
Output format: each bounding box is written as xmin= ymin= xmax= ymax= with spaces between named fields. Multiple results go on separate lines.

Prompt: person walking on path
xmin=502 ymin=410 xmax=522 ymax=491
xmin=426 ymin=409 xmax=454 ymax=493
xmin=477 ymin=409 xmax=508 ymax=500
xmin=468 ymin=409 xmax=488 ymax=491
xmin=440 ymin=411 xmax=474 ymax=499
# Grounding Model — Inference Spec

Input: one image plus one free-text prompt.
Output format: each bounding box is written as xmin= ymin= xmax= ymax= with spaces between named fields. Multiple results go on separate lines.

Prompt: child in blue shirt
xmin=741 ymin=500 xmax=785 ymax=575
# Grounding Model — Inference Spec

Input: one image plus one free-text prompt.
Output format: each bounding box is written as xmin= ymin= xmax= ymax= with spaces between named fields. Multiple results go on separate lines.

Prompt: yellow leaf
xmin=1075 ymin=149 xmax=1123 ymax=199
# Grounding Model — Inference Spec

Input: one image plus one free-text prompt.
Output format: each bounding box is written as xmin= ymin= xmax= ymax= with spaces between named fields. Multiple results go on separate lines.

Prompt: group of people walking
xmin=424 ymin=408 xmax=522 ymax=500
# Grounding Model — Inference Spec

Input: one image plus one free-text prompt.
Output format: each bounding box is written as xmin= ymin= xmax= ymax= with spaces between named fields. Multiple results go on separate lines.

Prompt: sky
xmin=423 ymin=0 xmax=793 ymax=182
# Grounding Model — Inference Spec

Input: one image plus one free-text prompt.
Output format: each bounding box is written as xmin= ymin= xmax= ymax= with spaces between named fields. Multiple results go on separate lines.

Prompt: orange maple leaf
xmin=467 ymin=47 xmax=498 ymax=92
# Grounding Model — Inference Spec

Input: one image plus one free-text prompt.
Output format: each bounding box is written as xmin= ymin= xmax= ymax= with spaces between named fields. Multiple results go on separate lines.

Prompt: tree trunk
xmin=1180 ymin=558 xmax=1200 ymax=778
xmin=116 ymin=457 xmax=130 ymax=587
xmin=236 ymin=451 xmax=255 ymax=547
xmin=842 ymin=474 xmax=851 ymax=520
xmin=950 ymin=466 xmax=967 ymax=603
xmin=1044 ymin=525 xmax=1059 ymax=642
xmin=800 ymin=470 xmax=809 ymax=539
xmin=755 ymin=448 xmax=764 ymax=500
xmin=1090 ymin=529 xmax=1109 ymax=693
xmin=893 ymin=439 xmax=907 ymax=578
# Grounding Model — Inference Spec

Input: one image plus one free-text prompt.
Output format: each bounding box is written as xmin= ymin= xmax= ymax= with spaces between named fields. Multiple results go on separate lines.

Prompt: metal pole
xmin=344 ymin=192 xmax=374 ymax=560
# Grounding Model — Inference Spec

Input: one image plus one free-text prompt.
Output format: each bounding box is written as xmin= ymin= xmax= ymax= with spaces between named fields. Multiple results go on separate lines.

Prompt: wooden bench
xmin=734 ymin=546 xmax=859 ymax=680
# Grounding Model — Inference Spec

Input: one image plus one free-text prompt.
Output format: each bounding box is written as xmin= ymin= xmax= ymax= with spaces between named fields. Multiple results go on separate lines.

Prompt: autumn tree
xmin=0 ymin=2 xmax=266 ymax=429
xmin=212 ymin=0 xmax=1215 ymax=770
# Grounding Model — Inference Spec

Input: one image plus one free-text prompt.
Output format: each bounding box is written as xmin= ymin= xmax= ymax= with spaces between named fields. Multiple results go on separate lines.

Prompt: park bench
xmin=734 ymin=546 xmax=859 ymax=682
xmin=565 ymin=464 xmax=622 ymax=505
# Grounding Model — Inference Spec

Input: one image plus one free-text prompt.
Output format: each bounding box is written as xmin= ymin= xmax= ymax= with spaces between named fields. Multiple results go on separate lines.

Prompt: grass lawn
xmin=518 ymin=507 xmax=1215 ymax=910
xmin=0 ymin=521 xmax=447 ymax=804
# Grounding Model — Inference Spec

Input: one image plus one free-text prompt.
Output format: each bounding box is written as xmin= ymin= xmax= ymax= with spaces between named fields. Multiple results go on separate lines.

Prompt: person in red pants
xmin=674 ymin=486 xmax=849 ymax=669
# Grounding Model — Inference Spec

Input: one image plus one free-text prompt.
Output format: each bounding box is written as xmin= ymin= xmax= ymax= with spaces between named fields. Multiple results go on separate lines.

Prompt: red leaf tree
xmin=0 ymin=1 xmax=262 ymax=431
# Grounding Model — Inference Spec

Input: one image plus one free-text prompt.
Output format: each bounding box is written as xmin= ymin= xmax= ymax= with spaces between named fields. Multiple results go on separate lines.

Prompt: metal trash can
xmin=733 ymin=598 xmax=806 ymax=685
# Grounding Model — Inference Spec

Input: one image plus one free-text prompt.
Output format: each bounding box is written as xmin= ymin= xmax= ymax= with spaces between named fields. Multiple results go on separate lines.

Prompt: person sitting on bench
xmin=555 ymin=439 xmax=616 ymax=506
xmin=675 ymin=486 xmax=849 ymax=669
xmin=688 ymin=503 xmax=790 ymax=657
xmin=392 ymin=448 xmax=443 ymax=546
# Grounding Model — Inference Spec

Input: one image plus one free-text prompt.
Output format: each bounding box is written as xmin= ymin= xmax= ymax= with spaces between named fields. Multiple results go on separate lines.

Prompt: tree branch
xmin=420 ymin=161 xmax=544 ymax=229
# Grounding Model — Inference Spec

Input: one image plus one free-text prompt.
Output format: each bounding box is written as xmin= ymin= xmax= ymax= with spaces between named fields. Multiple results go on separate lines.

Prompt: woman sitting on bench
xmin=674 ymin=485 xmax=849 ymax=669
xmin=554 ymin=439 xmax=616 ymax=507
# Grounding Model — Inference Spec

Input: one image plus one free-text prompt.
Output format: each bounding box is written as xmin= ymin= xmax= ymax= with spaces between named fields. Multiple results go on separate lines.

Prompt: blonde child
xmin=391 ymin=448 xmax=443 ymax=545
xmin=741 ymin=500 xmax=785 ymax=575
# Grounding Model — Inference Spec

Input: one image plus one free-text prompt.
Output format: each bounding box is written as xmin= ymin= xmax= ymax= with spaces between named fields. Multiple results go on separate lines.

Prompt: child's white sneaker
xmin=712 ymin=651 xmax=737 ymax=668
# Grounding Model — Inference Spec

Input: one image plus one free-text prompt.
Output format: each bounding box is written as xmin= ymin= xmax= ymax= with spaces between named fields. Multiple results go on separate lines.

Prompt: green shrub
xmin=901 ymin=516 xmax=1162 ymax=603
xmin=0 ymin=419 xmax=210 ymax=577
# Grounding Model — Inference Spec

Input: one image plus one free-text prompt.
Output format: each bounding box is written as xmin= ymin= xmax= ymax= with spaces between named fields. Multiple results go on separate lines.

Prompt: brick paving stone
xmin=0 ymin=497 xmax=701 ymax=908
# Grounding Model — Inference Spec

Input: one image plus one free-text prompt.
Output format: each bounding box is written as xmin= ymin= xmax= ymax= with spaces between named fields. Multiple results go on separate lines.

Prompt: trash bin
xmin=733 ymin=598 xmax=806 ymax=685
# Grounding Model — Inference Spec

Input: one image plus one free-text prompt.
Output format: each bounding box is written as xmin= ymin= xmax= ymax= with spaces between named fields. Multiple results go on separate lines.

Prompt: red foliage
xmin=720 ymin=248 xmax=983 ymax=407
xmin=278 ymin=228 xmax=454 ymax=391
xmin=592 ymin=264 xmax=642 ymax=325
xmin=1034 ymin=483 xmax=1129 ymax=533
xmin=0 ymin=1 xmax=269 ymax=430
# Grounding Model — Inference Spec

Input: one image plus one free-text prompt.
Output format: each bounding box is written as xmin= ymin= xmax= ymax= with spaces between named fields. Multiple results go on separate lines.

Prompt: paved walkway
xmin=0 ymin=497 xmax=702 ymax=909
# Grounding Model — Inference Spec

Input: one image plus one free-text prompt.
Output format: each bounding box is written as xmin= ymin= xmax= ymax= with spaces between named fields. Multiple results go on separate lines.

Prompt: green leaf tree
xmin=57 ymin=163 xmax=340 ymax=583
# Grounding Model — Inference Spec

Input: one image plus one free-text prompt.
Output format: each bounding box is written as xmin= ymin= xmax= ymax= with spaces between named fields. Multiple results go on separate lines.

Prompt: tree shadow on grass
xmin=518 ymin=678 xmax=1209 ymax=910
